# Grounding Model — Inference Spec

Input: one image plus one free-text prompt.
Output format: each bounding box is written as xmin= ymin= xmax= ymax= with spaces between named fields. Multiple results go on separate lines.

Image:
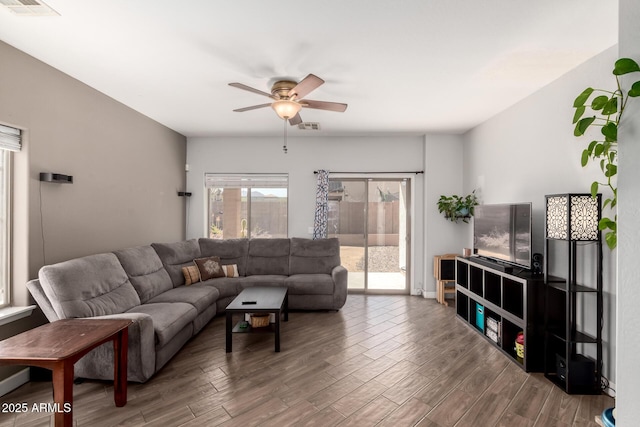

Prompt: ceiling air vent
xmin=297 ymin=122 xmax=321 ymax=131
xmin=0 ymin=0 xmax=59 ymax=16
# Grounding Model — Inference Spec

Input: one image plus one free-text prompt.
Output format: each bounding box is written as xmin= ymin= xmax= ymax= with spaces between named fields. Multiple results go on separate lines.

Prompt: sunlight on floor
xmin=347 ymin=272 xmax=406 ymax=291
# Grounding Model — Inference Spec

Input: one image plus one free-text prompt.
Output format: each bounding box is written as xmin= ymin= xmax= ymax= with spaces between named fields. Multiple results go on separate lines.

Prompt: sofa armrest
xmin=332 ymin=265 xmax=348 ymax=310
xmin=26 ymin=279 xmax=60 ymax=322
xmin=75 ymin=312 xmax=156 ymax=383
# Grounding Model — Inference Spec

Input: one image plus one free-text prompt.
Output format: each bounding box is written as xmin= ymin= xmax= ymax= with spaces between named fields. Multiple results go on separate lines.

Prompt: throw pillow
xmin=194 ymin=256 xmax=225 ymax=280
xmin=182 ymin=265 xmax=201 ymax=285
xmin=222 ymin=264 xmax=239 ymax=278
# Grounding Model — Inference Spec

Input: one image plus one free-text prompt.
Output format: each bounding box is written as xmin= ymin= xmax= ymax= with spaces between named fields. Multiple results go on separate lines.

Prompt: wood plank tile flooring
xmin=0 ymin=295 xmax=613 ymax=426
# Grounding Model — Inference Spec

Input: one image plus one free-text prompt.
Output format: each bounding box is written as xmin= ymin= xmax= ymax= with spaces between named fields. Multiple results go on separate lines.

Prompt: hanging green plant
xmin=437 ymin=191 xmax=479 ymax=223
xmin=572 ymin=57 xmax=640 ymax=249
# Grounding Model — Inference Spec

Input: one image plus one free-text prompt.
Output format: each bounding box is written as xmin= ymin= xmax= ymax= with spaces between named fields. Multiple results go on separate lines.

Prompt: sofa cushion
xmin=289 ymin=237 xmax=340 ymax=275
xmin=199 ymin=238 xmax=249 ymax=276
xmin=39 ymin=253 xmax=141 ymax=319
xmin=147 ymin=285 xmax=220 ymax=314
xmin=238 ymin=275 xmax=287 ymax=289
xmin=126 ymin=302 xmax=197 ymax=347
xmin=152 ymin=239 xmax=202 ymax=287
xmin=194 ymin=256 xmax=225 ymax=280
xmin=285 ymin=274 xmax=334 ymax=295
xmin=246 ymin=238 xmax=290 ymax=276
xmin=182 ymin=265 xmax=201 ymax=285
xmin=222 ymin=264 xmax=239 ymax=277
xmin=113 ymin=245 xmax=173 ymax=303
xmin=200 ymin=277 xmax=240 ymax=299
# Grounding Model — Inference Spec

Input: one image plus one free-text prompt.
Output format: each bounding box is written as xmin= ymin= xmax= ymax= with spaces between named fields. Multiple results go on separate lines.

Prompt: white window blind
xmin=205 ymin=173 xmax=288 ymax=189
xmin=0 ymin=125 xmax=21 ymax=152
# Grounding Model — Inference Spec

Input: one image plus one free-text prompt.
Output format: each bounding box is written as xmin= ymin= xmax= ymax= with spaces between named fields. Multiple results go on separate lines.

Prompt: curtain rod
xmin=314 ymin=170 xmax=424 ymax=174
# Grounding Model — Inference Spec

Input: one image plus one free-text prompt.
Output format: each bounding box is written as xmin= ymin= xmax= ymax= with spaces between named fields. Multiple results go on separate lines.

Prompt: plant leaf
xmin=601 ymin=122 xmax=617 ymax=141
xmin=594 ymin=143 xmax=605 ymax=157
xmin=574 ymin=88 xmax=594 ymax=107
xmin=591 ymin=95 xmax=608 ymax=110
xmin=599 ymin=217 xmax=614 ymax=231
xmin=605 ymin=163 xmax=617 ymax=177
xmin=573 ymin=106 xmax=586 ymax=123
xmin=581 ymin=150 xmax=589 ymax=167
xmin=574 ymin=116 xmax=596 ymax=136
xmin=591 ymin=181 xmax=599 ymax=197
xmin=629 ymin=80 xmax=640 ymax=97
xmin=605 ymin=231 xmax=616 ymax=250
xmin=613 ymin=58 xmax=640 ymax=75
xmin=603 ymin=198 xmax=611 ymax=209
xmin=602 ymin=97 xmax=618 ymax=115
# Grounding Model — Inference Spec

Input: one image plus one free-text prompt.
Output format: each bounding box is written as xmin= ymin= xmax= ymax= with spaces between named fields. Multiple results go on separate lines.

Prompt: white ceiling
xmin=0 ymin=0 xmax=618 ymax=137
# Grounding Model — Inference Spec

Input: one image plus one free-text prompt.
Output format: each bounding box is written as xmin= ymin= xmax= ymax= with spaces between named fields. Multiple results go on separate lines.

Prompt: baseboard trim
xmin=423 ymin=291 xmax=436 ymax=299
xmin=0 ymin=368 xmax=30 ymax=397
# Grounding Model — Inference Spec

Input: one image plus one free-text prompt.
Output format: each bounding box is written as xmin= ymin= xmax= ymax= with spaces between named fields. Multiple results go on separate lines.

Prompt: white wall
xmin=424 ymin=134 xmax=466 ymax=297
xmin=463 ymin=46 xmax=619 ymax=384
xmin=186 ymin=135 xmax=426 ymax=293
xmin=616 ymin=0 xmax=640 ymax=422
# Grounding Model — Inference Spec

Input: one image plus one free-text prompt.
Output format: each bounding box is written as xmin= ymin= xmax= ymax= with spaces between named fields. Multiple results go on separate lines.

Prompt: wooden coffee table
xmin=226 ymin=287 xmax=288 ymax=353
xmin=0 ymin=318 xmax=132 ymax=427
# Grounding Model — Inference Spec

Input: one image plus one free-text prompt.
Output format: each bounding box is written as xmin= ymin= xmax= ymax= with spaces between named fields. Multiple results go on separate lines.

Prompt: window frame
xmin=0 ymin=149 xmax=11 ymax=308
xmin=205 ymin=173 xmax=289 ymax=239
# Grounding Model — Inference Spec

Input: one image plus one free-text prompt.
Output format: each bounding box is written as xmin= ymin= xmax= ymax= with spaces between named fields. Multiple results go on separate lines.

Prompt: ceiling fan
xmin=229 ymin=74 xmax=348 ymax=125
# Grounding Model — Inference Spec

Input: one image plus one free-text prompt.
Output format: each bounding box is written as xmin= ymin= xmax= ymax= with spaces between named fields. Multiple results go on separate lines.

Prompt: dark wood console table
xmin=0 ymin=318 xmax=132 ymax=427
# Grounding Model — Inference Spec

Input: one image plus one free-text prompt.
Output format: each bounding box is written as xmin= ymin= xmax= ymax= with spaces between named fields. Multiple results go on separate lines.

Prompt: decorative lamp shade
xmin=271 ymin=100 xmax=302 ymax=119
xmin=545 ymin=194 xmax=601 ymax=241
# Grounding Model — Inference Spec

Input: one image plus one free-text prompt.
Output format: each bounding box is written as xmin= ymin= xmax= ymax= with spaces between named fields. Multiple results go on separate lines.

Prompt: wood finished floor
xmin=0 ymin=295 xmax=613 ymax=427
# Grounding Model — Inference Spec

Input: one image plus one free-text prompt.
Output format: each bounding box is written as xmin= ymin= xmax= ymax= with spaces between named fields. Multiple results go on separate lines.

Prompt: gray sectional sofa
xmin=26 ymin=237 xmax=347 ymax=383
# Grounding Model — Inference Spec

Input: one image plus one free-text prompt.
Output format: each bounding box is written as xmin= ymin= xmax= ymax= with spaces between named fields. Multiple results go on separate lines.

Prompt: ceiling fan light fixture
xmin=272 ymin=99 xmax=301 ymax=119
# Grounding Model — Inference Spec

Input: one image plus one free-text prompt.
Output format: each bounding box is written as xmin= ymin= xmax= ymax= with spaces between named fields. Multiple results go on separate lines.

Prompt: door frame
xmin=329 ymin=173 xmax=415 ymax=295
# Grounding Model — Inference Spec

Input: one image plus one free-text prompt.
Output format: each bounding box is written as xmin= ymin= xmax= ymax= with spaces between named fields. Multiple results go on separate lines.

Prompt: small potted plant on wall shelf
xmin=437 ymin=191 xmax=479 ymax=223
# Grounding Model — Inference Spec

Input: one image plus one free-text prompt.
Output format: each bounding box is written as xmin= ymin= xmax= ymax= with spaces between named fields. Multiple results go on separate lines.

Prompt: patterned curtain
xmin=312 ymin=170 xmax=330 ymax=239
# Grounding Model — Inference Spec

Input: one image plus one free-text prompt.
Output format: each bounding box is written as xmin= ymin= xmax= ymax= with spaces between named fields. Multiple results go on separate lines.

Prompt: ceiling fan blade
xmin=288 ymin=113 xmax=302 ymax=126
xmin=288 ymin=74 xmax=324 ymax=99
xmin=301 ymin=99 xmax=348 ymax=112
xmin=233 ymin=103 xmax=272 ymax=112
xmin=229 ymin=83 xmax=275 ymax=99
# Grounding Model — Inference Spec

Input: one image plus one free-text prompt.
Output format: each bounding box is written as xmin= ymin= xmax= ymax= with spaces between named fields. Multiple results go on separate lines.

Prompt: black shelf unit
xmin=455 ymin=257 xmax=545 ymax=372
xmin=543 ymin=194 xmax=603 ymax=394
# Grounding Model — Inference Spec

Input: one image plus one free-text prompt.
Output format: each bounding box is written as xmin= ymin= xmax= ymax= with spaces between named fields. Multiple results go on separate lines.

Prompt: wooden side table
xmin=434 ymin=254 xmax=457 ymax=306
xmin=0 ymin=318 xmax=132 ymax=427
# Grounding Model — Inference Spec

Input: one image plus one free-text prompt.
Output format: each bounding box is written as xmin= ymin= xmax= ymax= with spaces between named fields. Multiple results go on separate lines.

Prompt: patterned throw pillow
xmin=182 ymin=265 xmax=201 ymax=285
xmin=194 ymin=256 xmax=225 ymax=281
xmin=222 ymin=264 xmax=239 ymax=278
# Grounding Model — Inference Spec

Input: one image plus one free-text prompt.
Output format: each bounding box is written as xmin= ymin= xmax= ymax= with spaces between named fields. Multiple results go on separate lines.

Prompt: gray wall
xmin=0 ymin=40 xmax=186 ymax=381
xmin=616 ymin=0 xmax=640 ymax=422
xmin=462 ymin=46 xmax=619 ymax=383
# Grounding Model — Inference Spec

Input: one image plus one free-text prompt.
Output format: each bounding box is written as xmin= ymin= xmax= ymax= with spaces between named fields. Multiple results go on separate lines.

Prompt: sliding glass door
xmin=328 ymin=178 xmax=410 ymax=294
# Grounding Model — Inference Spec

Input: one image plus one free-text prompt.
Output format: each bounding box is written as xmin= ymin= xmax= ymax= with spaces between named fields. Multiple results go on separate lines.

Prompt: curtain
xmin=312 ymin=170 xmax=330 ymax=239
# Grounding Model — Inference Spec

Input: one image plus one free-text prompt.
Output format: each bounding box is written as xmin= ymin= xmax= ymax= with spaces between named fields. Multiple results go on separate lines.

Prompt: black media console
xmin=455 ymin=256 xmax=545 ymax=372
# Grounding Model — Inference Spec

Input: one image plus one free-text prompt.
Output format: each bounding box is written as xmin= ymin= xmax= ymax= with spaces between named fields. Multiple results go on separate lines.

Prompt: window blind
xmin=205 ymin=173 xmax=288 ymax=188
xmin=0 ymin=125 xmax=21 ymax=152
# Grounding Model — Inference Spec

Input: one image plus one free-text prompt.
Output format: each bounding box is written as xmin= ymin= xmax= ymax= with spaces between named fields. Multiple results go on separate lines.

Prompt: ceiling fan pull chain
xmin=283 ymin=118 xmax=288 ymax=154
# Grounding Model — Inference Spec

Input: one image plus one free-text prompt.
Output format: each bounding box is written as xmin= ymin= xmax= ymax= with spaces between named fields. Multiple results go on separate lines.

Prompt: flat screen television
xmin=473 ymin=203 xmax=532 ymax=269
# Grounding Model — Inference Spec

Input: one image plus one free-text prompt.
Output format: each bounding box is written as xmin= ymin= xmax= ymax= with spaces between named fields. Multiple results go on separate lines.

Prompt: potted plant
xmin=437 ymin=191 xmax=479 ymax=223
xmin=572 ymin=57 xmax=640 ymax=249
